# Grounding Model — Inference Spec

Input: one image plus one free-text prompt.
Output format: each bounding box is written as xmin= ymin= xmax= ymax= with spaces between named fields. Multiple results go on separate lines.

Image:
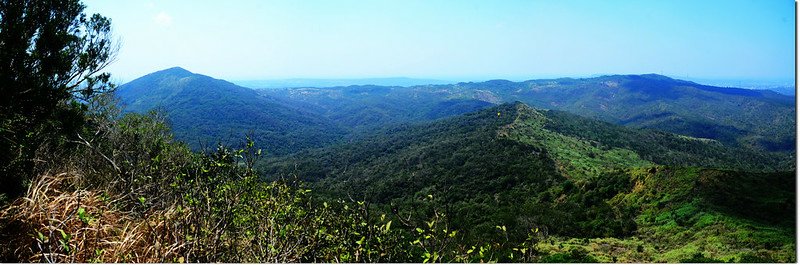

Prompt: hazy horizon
xmin=135 ymin=65 xmax=798 ymax=90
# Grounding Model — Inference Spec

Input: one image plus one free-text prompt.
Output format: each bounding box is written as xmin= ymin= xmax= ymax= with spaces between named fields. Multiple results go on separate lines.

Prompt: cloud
xmin=153 ymin=11 xmax=173 ymax=27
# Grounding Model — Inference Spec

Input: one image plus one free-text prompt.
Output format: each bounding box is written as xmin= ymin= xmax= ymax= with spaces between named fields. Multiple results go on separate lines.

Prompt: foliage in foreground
xmin=1 ymin=103 xmax=794 ymax=262
xmin=0 ymin=110 xmax=549 ymax=262
xmin=0 ymin=0 xmax=117 ymax=200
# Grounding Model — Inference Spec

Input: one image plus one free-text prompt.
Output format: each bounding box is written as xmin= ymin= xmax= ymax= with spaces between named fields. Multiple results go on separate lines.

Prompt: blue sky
xmin=84 ymin=0 xmax=795 ymax=83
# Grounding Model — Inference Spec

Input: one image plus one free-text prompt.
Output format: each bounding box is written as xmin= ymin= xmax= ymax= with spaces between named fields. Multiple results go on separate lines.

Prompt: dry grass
xmin=0 ymin=173 xmax=189 ymax=263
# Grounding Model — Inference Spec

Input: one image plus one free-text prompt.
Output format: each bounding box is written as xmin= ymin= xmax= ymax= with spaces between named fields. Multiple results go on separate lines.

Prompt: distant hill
xmin=233 ymin=77 xmax=453 ymax=89
xmin=451 ymin=74 xmax=796 ymax=151
xmin=262 ymin=74 xmax=795 ymax=152
xmin=262 ymin=85 xmax=494 ymax=132
xmin=117 ymin=70 xmax=794 ymax=156
xmin=115 ymin=67 xmax=347 ymax=154
xmin=765 ymin=86 xmax=796 ymax=96
xmin=260 ymin=102 xmax=794 ymax=261
xmin=684 ymin=77 xmax=796 ymax=96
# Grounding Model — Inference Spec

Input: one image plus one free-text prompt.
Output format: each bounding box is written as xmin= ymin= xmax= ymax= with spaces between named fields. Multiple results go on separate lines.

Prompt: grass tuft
xmin=0 ymin=173 xmax=188 ymax=263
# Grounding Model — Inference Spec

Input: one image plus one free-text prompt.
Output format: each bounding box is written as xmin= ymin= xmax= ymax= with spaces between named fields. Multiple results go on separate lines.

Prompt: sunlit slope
xmin=261 ymin=102 xmax=792 ymax=247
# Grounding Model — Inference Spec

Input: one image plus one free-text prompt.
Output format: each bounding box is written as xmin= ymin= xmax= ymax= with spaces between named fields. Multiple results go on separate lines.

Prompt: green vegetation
xmin=0 ymin=0 xmax=116 ymax=201
xmin=541 ymin=109 xmax=792 ymax=172
xmin=0 ymin=107 xmax=544 ymax=262
xmin=0 ymin=0 xmax=794 ymax=263
xmin=262 ymin=74 xmax=795 ymax=153
xmin=262 ymin=85 xmax=495 ymax=132
xmin=538 ymin=166 xmax=795 ymax=262
xmin=115 ymin=67 xmax=347 ymax=155
xmin=262 ymin=103 xmax=795 ymax=262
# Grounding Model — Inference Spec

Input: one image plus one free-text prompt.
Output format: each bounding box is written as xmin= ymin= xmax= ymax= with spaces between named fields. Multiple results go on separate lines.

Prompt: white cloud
xmin=153 ymin=11 xmax=173 ymax=27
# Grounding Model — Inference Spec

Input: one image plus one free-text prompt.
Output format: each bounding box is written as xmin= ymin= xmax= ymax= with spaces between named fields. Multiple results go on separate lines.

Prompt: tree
xmin=0 ymin=0 xmax=117 ymax=200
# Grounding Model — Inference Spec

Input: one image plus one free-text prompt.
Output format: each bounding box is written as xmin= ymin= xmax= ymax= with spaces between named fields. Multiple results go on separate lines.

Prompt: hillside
xmin=234 ymin=77 xmax=452 ymax=88
xmin=262 ymin=74 xmax=795 ymax=152
xmin=261 ymin=85 xmax=494 ymax=132
xmin=117 ymin=70 xmax=794 ymax=156
xmin=447 ymin=74 xmax=796 ymax=152
xmin=537 ymin=166 xmax=795 ymax=262
xmin=115 ymin=67 xmax=347 ymax=154
xmin=263 ymin=102 xmax=790 ymax=186
xmin=259 ymin=102 xmax=794 ymax=261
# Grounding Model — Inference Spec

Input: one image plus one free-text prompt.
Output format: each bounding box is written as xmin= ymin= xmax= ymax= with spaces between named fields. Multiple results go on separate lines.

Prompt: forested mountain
xmin=261 ymin=85 xmax=494 ymax=131
xmin=2 ymin=0 xmax=794 ymax=263
xmin=115 ymin=67 xmax=347 ymax=154
xmin=234 ymin=77 xmax=452 ymax=89
xmin=111 ymin=68 xmax=795 ymax=262
xmin=262 ymin=102 xmax=790 ymax=210
xmin=260 ymin=102 xmax=795 ymax=261
xmin=263 ymin=74 xmax=795 ymax=152
xmin=117 ymin=68 xmax=795 ymax=156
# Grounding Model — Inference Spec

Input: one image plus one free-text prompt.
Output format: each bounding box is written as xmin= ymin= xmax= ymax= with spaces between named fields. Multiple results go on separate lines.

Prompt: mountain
xmin=259 ymin=102 xmax=794 ymax=261
xmin=766 ymin=86 xmax=797 ymax=96
xmin=262 ymin=102 xmax=790 ymax=202
xmin=233 ymin=77 xmax=453 ymax=89
xmin=684 ymin=77 xmax=796 ymax=96
xmin=261 ymin=74 xmax=795 ymax=152
xmin=115 ymin=67 xmax=347 ymax=155
xmin=114 ymin=68 xmax=795 ymax=262
xmin=449 ymin=74 xmax=796 ymax=152
xmin=261 ymin=85 xmax=494 ymax=132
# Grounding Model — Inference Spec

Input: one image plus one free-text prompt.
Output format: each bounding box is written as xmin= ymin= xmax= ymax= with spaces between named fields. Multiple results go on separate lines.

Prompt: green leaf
xmin=77 ymin=207 xmax=89 ymax=224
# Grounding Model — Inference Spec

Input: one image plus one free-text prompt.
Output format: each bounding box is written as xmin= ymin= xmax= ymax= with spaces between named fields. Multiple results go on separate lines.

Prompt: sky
xmin=83 ymin=0 xmax=795 ymax=83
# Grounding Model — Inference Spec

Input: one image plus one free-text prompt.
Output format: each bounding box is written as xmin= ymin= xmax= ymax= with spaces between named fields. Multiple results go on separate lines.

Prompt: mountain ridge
xmin=259 ymin=102 xmax=793 ymax=261
xmin=118 ymin=67 xmax=795 ymax=155
xmin=263 ymin=73 xmax=794 ymax=151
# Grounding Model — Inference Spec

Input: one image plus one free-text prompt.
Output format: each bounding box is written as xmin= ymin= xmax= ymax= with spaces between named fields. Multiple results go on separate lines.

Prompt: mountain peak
xmin=507 ymin=101 xmax=539 ymax=115
xmin=146 ymin=66 xmax=195 ymax=78
xmin=510 ymin=100 xmax=530 ymax=109
xmin=636 ymin=73 xmax=674 ymax=80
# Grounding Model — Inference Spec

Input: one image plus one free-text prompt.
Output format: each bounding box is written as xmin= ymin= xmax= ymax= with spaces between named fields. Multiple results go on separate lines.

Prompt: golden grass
xmin=0 ymin=173 xmax=188 ymax=263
